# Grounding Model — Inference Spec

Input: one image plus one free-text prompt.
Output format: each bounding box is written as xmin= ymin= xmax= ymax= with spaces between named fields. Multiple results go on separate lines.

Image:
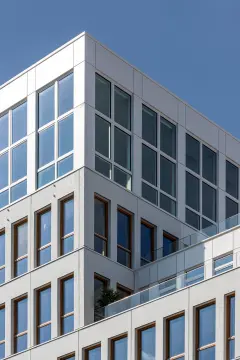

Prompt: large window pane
xmin=38 ymin=165 xmax=55 ymax=188
xmin=114 ymin=86 xmax=131 ymax=130
xmin=226 ymin=197 xmax=238 ymax=220
xmin=202 ymin=183 xmax=216 ymax=222
xmin=139 ymin=326 xmax=155 ymax=360
xmin=61 ymin=277 xmax=74 ymax=334
xmin=114 ymin=128 xmax=131 ymax=170
xmin=0 ymin=152 xmax=8 ymax=190
xmin=57 ymin=155 xmax=73 ymax=178
xmin=16 ymin=222 xmax=28 ymax=259
xmin=186 ymin=172 xmax=199 ymax=211
xmin=142 ymin=145 xmax=157 ymax=186
xmin=112 ymin=336 xmax=127 ymax=360
xmin=39 ymin=210 xmax=51 ymax=248
xmin=95 ymin=156 xmax=111 ymax=178
xmin=142 ymin=182 xmax=158 ymax=206
xmin=12 ymin=102 xmax=27 ymax=144
xmin=0 ymin=233 xmax=5 ymax=268
xmin=163 ymin=232 xmax=177 ymax=257
xmin=15 ymin=297 xmax=28 ymax=346
xmin=117 ymin=210 xmax=131 ymax=249
xmin=160 ymin=117 xmax=176 ymax=159
xmin=38 ymin=287 xmax=51 ymax=344
xmin=141 ymin=222 xmax=154 ymax=265
xmin=168 ymin=315 xmax=185 ymax=357
xmin=11 ymin=180 xmax=27 ymax=203
xmin=87 ymin=346 xmax=101 ymax=360
xmin=226 ymin=161 xmax=239 ymax=199
xmin=38 ymin=126 xmax=54 ymax=168
xmin=160 ymin=193 xmax=176 ymax=216
xmin=199 ymin=304 xmax=215 ymax=347
xmin=186 ymin=208 xmax=200 ymax=229
xmin=12 ymin=142 xmax=27 ymax=183
xmin=95 ymin=115 xmax=110 ymax=158
xmin=0 ymin=114 xmax=8 ymax=151
xmin=142 ymin=105 xmax=157 ymax=147
xmin=202 ymin=145 xmax=217 ymax=185
xmin=58 ymin=73 xmax=73 ymax=116
xmin=114 ymin=167 xmax=131 ymax=190
xmin=0 ymin=190 xmax=8 ymax=209
xmin=38 ymin=85 xmax=55 ymax=128
xmin=94 ymin=198 xmax=107 ymax=238
xmin=95 ymin=74 xmax=111 ymax=118
xmin=160 ymin=156 xmax=176 ymax=197
xmin=186 ymin=134 xmax=200 ymax=174
xmin=58 ymin=115 xmax=73 ymax=157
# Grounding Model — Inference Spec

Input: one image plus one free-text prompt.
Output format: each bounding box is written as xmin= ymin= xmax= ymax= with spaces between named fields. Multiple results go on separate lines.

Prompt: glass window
xmin=186 ymin=134 xmax=200 ymax=174
xmin=61 ymin=196 xmax=74 ymax=255
xmin=160 ymin=117 xmax=176 ymax=159
xmin=12 ymin=142 xmax=27 ymax=183
xmin=0 ymin=152 xmax=8 ymax=190
xmin=95 ymin=115 xmax=110 ymax=158
xmin=142 ymin=145 xmax=157 ymax=186
xmin=114 ymin=86 xmax=131 ymax=130
xmin=57 ymin=155 xmax=73 ymax=178
xmin=94 ymin=274 xmax=108 ymax=321
xmin=11 ymin=180 xmax=27 ymax=203
xmin=227 ymin=295 xmax=235 ymax=360
xmin=202 ymin=182 xmax=216 ymax=222
xmin=0 ymin=232 xmax=5 ymax=285
xmin=142 ymin=182 xmax=158 ymax=206
xmin=117 ymin=284 xmax=132 ymax=299
xmin=117 ymin=209 xmax=131 ymax=268
xmin=61 ymin=276 xmax=74 ymax=335
xmin=138 ymin=326 xmax=155 ymax=360
xmin=38 ymin=126 xmax=55 ymax=168
xmin=167 ymin=314 xmax=185 ymax=358
xmin=95 ymin=156 xmax=111 ymax=179
xmin=0 ymin=190 xmax=8 ymax=210
xmin=38 ymin=85 xmax=55 ymax=128
xmin=86 ymin=345 xmax=101 ymax=360
xmin=201 ymin=218 xmax=217 ymax=237
xmin=37 ymin=209 xmax=51 ymax=266
xmin=60 ymin=354 xmax=75 ymax=360
xmin=12 ymin=102 xmax=27 ymax=144
xmin=0 ymin=306 xmax=5 ymax=360
xmin=114 ymin=166 xmax=131 ymax=190
xmin=38 ymin=165 xmax=55 ymax=188
xmin=186 ymin=172 xmax=200 ymax=211
xmin=214 ymin=254 xmax=233 ymax=275
xmin=58 ymin=73 xmax=73 ymax=116
xmin=185 ymin=266 xmax=204 ymax=286
xmin=197 ymin=303 xmax=215 ymax=358
xmin=95 ymin=73 xmax=111 ymax=118
xmin=160 ymin=193 xmax=176 ymax=216
xmin=226 ymin=197 xmax=238 ymax=220
xmin=160 ymin=156 xmax=176 ymax=197
xmin=186 ymin=208 xmax=200 ymax=230
xmin=112 ymin=336 xmax=127 ymax=360
xmin=14 ymin=297 xmax=28 ymax=353
xmin=94 ymin=196 xmax=108 ymax=257
xmin=142 ymin=105 xmax=157 ymax=147
xmin=163 ymin=232 xmax=178 ymax=257
xmin=226 ymin=161 xmax=239 ymax=199
xmin=58 ymin=114 xmax=73 ymax=157
xmin=114 ymin=127 xmax=131 ymax=171
xmin=37 ymin=286 xmax=51 ymax=344
xmin=141 ymin=221 xmax=155 ymax=266
xmin=202 ymin=145 xmax=217 ymax=185
xmin=0 ymin=114 xmax=8 ymax=151
xmin=14 ymin=220 xmax=28 ymax=277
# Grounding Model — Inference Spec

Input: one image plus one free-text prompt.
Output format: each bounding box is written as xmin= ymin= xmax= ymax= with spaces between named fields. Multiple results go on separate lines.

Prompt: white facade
xmin=0 ymin=31 xmax=239 ymax=360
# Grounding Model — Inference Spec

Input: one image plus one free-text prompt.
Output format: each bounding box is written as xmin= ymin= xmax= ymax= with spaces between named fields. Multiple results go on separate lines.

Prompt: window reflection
xmin=139 ymin=326 xmax=155 ymax=360
xmin=117 ymin=209 xmax=131 ymax=268
xmin=0 ymin=152 xmax=8 ymax=190
xmin=58 ymin=73 xmax=73 ymax=116
xmin=12 ymin=142 xmax=27 ymax=183
xmin=61 ymin=276 xmax=74 ymax=334
xmin=112 ymin=336 xmax=127 ymax=360
xmin=12 ymin=102 xmax=27 ymax=144
xmin=167 ymin=315 xmax=185 ymax=358
xmin=38 ymin=126 xmax=54 ymax=168
xmin=14 ymin=297 xmax=28 ymax=353
xmin=38 ymin=85 xmax=55 ymax=128
xmin=58 ymin=114 xmax=73 ymax=157
xmin=37 ymin=286 xmax=51 ymax=344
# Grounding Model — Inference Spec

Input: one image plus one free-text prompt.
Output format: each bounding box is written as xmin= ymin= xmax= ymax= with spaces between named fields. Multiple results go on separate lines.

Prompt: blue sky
xmin=0 ymin=0 xmax=240 ymax=137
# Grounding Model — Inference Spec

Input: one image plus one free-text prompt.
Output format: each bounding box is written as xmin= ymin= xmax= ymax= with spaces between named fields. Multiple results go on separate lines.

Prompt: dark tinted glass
xmin=142 ymin=182 xmax=158 ymax=206
xmin=163 ymin=234 xmax=177 ymax=257
xmin=0 ymin=114 xmax=8 ymax=151
xmin=58 ymin=114 xmax=73 ymax=157
xmin=38 ymin=165 xmax=55 ymax=188
xmin=88 ymin=347 xmax=101 ymax=360
xmin=38 ymin=85 xmax=55 ymax=128
xmin=160 ymin=156 xmax=176 ymax=197
xmin=202 ymin=183 xmax=216 ymax=222
xmin=169 ymin=315 xmax=185 ymax=357
xmin=94 ymin=198 xmax=106 ymax=237
xmin=58 ymin=73 xmax=73 ymax=116
xmin=160 ymin=117 xmax=176 ymax=159
xmin=12 ymin=142 xmax=27 ymax=182
xmin=57 ymin=155 xmax=73 ymax=178
xmin=199 ymin=304 xmax=215 ymax=347
xmin=142 ymin=145 xmax=157 ymax=186
xmin=140 ymin=327 xmax=155 ymax=360
xmin=160 ymin=193 xmax=176 ymax=216
xmin=141 ymin=223 xmax=153 ymax=262
xmin=95 ymin=115 xmax=110 ymax=158
xmin=117 ymin=247 xmax=131 ymax=267
xmin=38 ymin=126 xmax=54 ymax=168
xmin=202 ymin=145 xmax=217 ymax=184
xmin=229 ymin=339 xmax=235 ymax=360
xmin=142 ymin=105 xmax=157 ymax=147
xmin=113 ymin=337 xmax=127 ymax=360
xmin=114 ymin=127 xmax=131 ymax=170
xmin=39 ymin=287 xmax=51 ymax=324
xmin=226 ymin=161 xmax=239 ymax=199
xmin=63 ymin=198 xmax=74 ymax=236
xmin=186 ymin=134 xmax=200 ymax=174
xmin=0 ymin=233 xmax=5 ymax=267
xmin=117 ymin=211 xmax=131 ymax=249
xmin=95 ymin=156 xmax=111 ymax=178
xmin=0 ymin=190 xmax=8 ymax=209
xmin=114 ymin=167 xmax=131 ymax=190
xmin=10 ymin=180 xmax=27 ymax=202
xmin=95 ymin=74 xmax=111 ymax=117
xmin=12 ymin=102 xmax=27 ymax=143
xmin=114 ymin=86 xmax=131 ymax=130
xmin=0 ymin=152 xmax=8 ymax=190
xmin=226 ymin=197 xmax=238 ymax=219
xmin=186 ymin=172 xmax=199 ymax=211
xmin=16 ymin=297 xmax=27 ymax=334
xmin=186 ymin=208 xmax=200 ymax=229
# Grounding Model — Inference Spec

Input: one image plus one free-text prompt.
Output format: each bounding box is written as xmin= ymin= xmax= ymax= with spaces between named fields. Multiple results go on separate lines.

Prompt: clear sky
xmin=0 ymin=0 xmax=240 ymax=137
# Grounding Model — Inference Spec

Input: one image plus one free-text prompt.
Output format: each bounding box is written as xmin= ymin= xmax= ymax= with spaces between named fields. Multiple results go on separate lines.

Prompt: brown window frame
xmin=117 ymin=207 xmax=132 ymax=268
xmin=0 ymin=304 xmax=5 ymax=351
xmin=14 ymin=218 xmax=28 ymax=277
xmin=36 ymin=284 xmax=51 ymax=345
xmin=110 ymin=333 xmax=128 ymax=360
xmin=141 ymin=219 xmax=155 ymax=265
xmin=0 ymin=229 xmax=5 ymax=279
xmin=60 ymin=274 xmax=74 ymax=335
xmin=137 ymin=323 xmax=155 ymax=360
xmin=13 ymin=295 xmax=28 ymax=353
xmin=36 ymin=206 xmax=51 ymax=267
xmin=94 ymin=194 xmax=109 ymax=256
xmin=195 ymin=301 xmax=216 ymax=359
xmin=60 ymin=194 xmax=74 ymax=256
xmin=163 ymin=231 xmax=178 ymax=255
xmin=116 ymin=283 xmax=132 ymax=299
xmin=166 ymin=312 xmax=185 ymax=360
xmin=226 ymin=293 xmax=235 ymax=360
xmin=85 ymin=343 xmax=101 ymax=360
xmin=58 ymin=353 xmax=75 ymax=360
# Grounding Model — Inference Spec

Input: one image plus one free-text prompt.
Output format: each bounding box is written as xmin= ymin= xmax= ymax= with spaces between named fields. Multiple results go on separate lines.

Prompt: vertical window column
xmin=0 ymin=231 xmax=5 ymax=285
xmin=0 ymin=305 xmax=5 ymax=360
xmin=85 ymin=344 xmax=101 ymax=360
xmin=94 ymin=195 xmax=108 ymax=256
xmin=111 ymin=335 xmax=128 ymax=360
xmin=60 ymin=275 xmax=74 ymax=335
xmin=94 ymin=274 xmax=109 ymax=321
xmin=226 ymin=294 xmax=235 ymax=360
xmin=141 ymin=220 xmax=155 ymax=266
xmin=14 ymin=219 xmax=28 ymax=277
xmin=37 ymin=208 xmax=51 ymax=266
xmin=60 ymin=196 xmax=74 ymax=255
xmin=138 ymin=325 xmax=155 ymax=360
xmin=36 ymin=285 xmax=51 ymax=344
xmin=166 ymin=313 xmax=185 ymax=359
xmin=14 ymin=296 xmax=28 ymax=353
xmin=196 ymin=302 xmax=216 ymax=359
xmin=117 ymin=208 xmax=132 ymax=268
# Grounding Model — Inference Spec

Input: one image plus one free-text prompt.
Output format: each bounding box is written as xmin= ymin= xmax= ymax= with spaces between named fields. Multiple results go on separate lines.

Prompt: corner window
xmin=117 ymin=209 xmax=132 ymax=268
xmin=186 ymin=134 xmax=200 ymax=174
xmin=14 ymin=296 xmax=28 ymax=353
xmin=94 ymin=195 xmax=108 ymax=256
xmin=14 ymin=219 xmax=28 ymax=277
xmin=111 ymin=335 xmax=128 ymax=360
xmin=0 ymin=305 xmax=5 ymax=360
xmin=60 ymin=196 xmax=74 ymax=255
xmin=95 ymin=73 xmax=111 ymax=118
xmin=114 ymin=127 xmax=131 ymax=171
xmin=37 ymin=208 xmax=51 ymax=266
xmin=141 ymin=221 xmax=155 ymax=266
xmin=0 ymin=232 xmax=5 ymax=285
xmin=226 ymin=161 xmax=239 ymax=199
xmin=196 ymin=303 xmax=215 ymax=359
xmin=214 ymin=254 xmax=233 ymax=275
xmin=160 ymin=117 xmax=176 ymax=159
xmin=142 ymin=105 xmax=157 ymax=147
xmin=138 ymin=325 xmax=155 ymax=360
xmin=60 ymin=275 xmax=74 ymax=335
xmin=166 ymin=314 xmax=185 ymax=359
xmin=36 ymin=285 xmax=51 ymax=344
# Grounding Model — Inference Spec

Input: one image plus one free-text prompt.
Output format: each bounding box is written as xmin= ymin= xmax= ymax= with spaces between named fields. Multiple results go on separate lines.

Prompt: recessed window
xmin=95 ymin=73 xmax=111 ymax=118
xmin=116 ymin=284 xmax=132 ymax=299
xmin=160 ymin=117 xmax=176 ymax=159
xmin=196 ymin=303 xmax=215 ymax=359
xmin=95 ymin=115 xmax=111 ymax=158
xmin=226 ymin=197 xmax=238 ymax=229
xmin=60 ymin=196 xmax=74 ymax=255
xmin=160 ymin=193 xmax=176 ymax=216
xmin=114 ymin=86 xmax=131 ymax=130
xmin=38 ymin=85 xmax=55 ymax=128
xmin=142 ymin=145 xmax=157 ymax=186
xmin=59 ymin=353 xmax=75 ymax=360
xmin=166 ymin=314 xmax=185 ymax=359
xmin=85 ymin=344 xmax=101 ymax=360
xmin=58 ymin=73 xmax=73 ymax=117
xmin=142 ymin=182 xmax=158 ymax=206
xmin=214 ymin=254 xmax=233 ymax=275
xmin=60 ymin=275 xmax=74 ymax=335
xmin=117 ymin=209 xmax=132 ymax=268
xmin=94 ymin=195 xmax=108 ymax=256
xmin=12 ymin=102 xmax=27 ymax=144
xmin=111 ymin=335 xmax=127 ymax=360
xmin=185 ymin=266 xmax=204 ymax=286
xmin=186 ymin=208 xmax=200 ymax=230
xmin=14 ymin=296 xmax=28 ymax=353
xmin=36 ymin=285 xmax=51 ymax=344
xmin=186 ymin=172 xmax=200 ymax=211
xmin=141 ymin=221 xmax=155 ymax=266
xmin=0 ymin=305 xmax=5 ymax=359
xmin=226 ymin=294 xmax=235 ymax=360
xmin=142 ymin=105 xmax=157 ymax=147
xmin=160 ymin=156 xmax=176 ymax=197
xmin=186 ymin=134 xmax=200 ymax=174
xmin=0 ymin=232 xmax=5 ymax=285
xmin=114 ymin=127 xmax=131 ymax=171
xmin=37 ymin=208 xmax=51 ymax=266
xmin=94 ymin=274 xmax=108 ymax=321
xmin=14 ymin=219 xmax=28 ymax=277
xmin=163 ymin=232 xmax=178 ymax=257
xmin=0 ymin=114 xmax=8 ymax=151
xmin=138 ymin=325 xmax=155 ymax=360
xmin=226 ymin=160 xmax=239 ymax=199
xmin=202 ymin=182 xmax=216 ymax=222
xmin=202 ymin=145 xmax=217 ymax=185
